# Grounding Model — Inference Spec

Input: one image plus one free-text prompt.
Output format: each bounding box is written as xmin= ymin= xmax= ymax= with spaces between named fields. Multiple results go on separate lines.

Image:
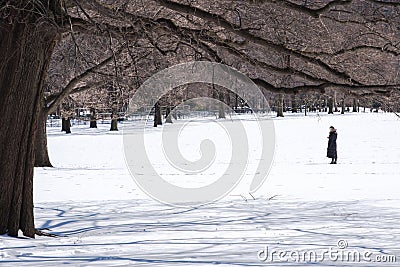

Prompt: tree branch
xmin=45 ymin=45 xmax=125 ymax=114
xmin=154 ymin=0 xmax=361 ymax=85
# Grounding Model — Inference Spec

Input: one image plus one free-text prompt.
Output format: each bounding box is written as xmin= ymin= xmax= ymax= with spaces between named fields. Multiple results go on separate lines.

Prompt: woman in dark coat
xmin=327 ymin=126 xmax=337 ymax=164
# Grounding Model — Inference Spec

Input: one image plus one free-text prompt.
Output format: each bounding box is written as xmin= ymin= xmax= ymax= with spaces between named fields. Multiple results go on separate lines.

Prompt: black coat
xmin=327 ymin=131 xmax=337 ymax=158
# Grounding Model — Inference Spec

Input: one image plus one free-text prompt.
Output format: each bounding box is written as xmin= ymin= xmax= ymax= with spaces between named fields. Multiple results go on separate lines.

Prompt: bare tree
xmin=2 ymin=0 xmax=400 ymax=238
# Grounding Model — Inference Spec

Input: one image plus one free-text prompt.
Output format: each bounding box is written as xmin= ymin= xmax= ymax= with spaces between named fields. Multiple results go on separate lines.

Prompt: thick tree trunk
xmin=0 ymin=19 xmax=57 ymax=237
xmin=34 ymin=110 xmax=52 ymax=167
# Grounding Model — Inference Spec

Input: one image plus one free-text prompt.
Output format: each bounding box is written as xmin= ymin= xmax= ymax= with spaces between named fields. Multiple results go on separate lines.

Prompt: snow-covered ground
xmin=1 ymin=112 xmax=400 ymax=266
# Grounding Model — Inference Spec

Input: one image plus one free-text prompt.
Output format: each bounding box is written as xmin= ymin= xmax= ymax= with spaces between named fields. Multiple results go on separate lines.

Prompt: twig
xmin=267 ymin=195 xmax=279 ymax=201
xmin=35 ymin=229 xmax=62 ymax=238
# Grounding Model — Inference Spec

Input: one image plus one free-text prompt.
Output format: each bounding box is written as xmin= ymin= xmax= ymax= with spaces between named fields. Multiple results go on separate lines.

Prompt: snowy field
xmin=1 ymin=112 xmax=400 ymax=266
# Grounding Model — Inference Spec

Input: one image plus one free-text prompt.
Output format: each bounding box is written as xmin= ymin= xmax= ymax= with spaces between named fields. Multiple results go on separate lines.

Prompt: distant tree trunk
xmin=277 ymin=94 xmax=284 ymax=117
xmin=291 ymin=94 xmax=297 ymax=113
xmin=165 ymin=105 xmax=173 ymax=123
xmin=304 ymin=101 xmax=308 ymax=116
xmin=157 ymin=105 xmax=162 ymax=125
xmin=61 ymin=118 xmax=67 ymax=131
xmin=352 ymin=98 xmax=358 ymax=112
xmin=328 ymin=97 xmax=334 ymax=114
xmin=61 ymin=118 xmax=66 ymax=131
xmin=218 ymin=104 xmax=225 ymax=118
xmin=110 ymin=109 xmax=118 ymax=131
xmin=341 ymin=98 xmax=346 ymax=114
xmin=108 ymin=81 xmax=119 ymax=131
xmin=218 ymin=92 xmax=226 ymax=118
xmin=234 ymin=94 xmax=238 ymax=112
xmin=154 ymin=106 xmax=157 ymax=127
xmin=334 ymin=91 xmax=338 ymax=112
xmin=298 ymin=99 xmax=303 ymax=113
xmin=226 ymin=92 xmax=231 ymax=110
xmin=317 ymin=96 xmax=321 ymax=112
xmin=282 ymin=97 xmax=287 ymax=112
xmin=0 ymin=18 xmax=57 ymax=237
xmin=90 ymin=108 xmax=97 ymax=128
xmin=34 ymin=110 xmax=52 ymax=167
xmin=66 ymin=118 xmax=71 ymax=133
xmin=62 ymin=117 xmax=71 ymax=133
xmin=110 ymin=119 xmax=118 ymax=131
xmin=90 ymin=120 xmax=97 ymax=128
xmin=154 ymin=103 xmax=162 ymax=127
xmin=172 ymin=109 xmax=178 ymax=120
xmin=65 ymin=118 xmax=71 ymax=133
